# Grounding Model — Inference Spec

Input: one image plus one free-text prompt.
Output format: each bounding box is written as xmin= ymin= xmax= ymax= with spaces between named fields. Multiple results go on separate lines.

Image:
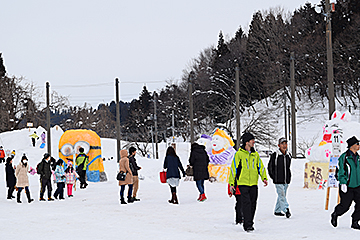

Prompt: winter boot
xmin=285 ymin=208 xmax=291 ymax=218
xmin=25 ymin=189 xmax=34 ymax=203
xmin=127 ymin=196 xmax=134 ymax=203
xmin=199 ymin=193 xmax=207 ymax=202
xmin=351 ymin=219 xmax=360 ymax=230
xmin=274 ymin=212 xmax=285 ymax=216
xmin=39 ymin=197 xmax=46 ymax=201
xmin=173 ymin=193 xmax=179 ymax=204
xmin=331 ymin=212 xmax=338 ymax=227
xmin=168 ymin=192 xmax=175 ymax=204
xmin=48 ymin=197 xmax=54 ymax=201
xmin=197 ymin=194 xmax=201 ymax=201
xmin=120 ymin=197 xmax=127 ymax=204
xmin=17 ymin=191 xmax=21 ymax=203
xmin=132 ymin=197 xmax=140 ymax=201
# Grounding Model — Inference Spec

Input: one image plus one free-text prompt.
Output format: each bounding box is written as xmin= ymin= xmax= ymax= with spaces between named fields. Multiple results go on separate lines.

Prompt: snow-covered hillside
xmin=0 ymin=124 xmax=359 ymax=239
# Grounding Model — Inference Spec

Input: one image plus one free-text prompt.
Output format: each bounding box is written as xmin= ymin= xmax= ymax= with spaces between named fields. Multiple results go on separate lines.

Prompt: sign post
xmin=325 ymin=131 xmax=341 ymax=210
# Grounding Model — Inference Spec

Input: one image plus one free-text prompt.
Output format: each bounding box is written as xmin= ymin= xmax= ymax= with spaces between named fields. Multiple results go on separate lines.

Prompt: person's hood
xmin=120 ymin=149 xmax=128 ymax=158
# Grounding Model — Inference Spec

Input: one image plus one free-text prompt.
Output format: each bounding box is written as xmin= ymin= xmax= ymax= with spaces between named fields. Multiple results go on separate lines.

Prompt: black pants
xmin=235 ymin=194 xmax=244 ymax=224
xmin=170 ymin=186 xmax=177 ymax=193
xmin=32 ymin=138 xmax=36 ymax=147
xmin=40 ymin=178 xmax=52 ymax=199
xmin=239 ymin=185 xmax=258 ymax=230
xmin=334 ymin=185 xmax=360 ymax=221
xmin=7 ymin=186 xmax=15 ymax=198
xmin=77 ymin=169 xmax=87 ymax=187
xmin=54 ymin=182 xmax=65 ymax=199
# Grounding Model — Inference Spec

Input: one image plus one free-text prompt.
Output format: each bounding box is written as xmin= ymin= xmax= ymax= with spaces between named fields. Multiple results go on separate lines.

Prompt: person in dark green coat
xmin=331 ymin=136 xmax=360 ymax=230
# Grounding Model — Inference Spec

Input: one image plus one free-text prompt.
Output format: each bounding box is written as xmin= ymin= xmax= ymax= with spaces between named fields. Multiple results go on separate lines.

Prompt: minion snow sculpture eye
xmin=58 ymin=129 xmax=107 ymax=182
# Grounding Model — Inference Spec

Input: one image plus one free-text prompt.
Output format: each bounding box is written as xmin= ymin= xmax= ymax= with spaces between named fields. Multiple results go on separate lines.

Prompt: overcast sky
xmin=0 ymin=0 xmax=317 ymax=107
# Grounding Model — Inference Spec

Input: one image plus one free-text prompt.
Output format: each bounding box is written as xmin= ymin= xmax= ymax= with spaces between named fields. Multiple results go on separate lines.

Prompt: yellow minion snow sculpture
xmin=58 ymin=129 xmax=107 ymax=182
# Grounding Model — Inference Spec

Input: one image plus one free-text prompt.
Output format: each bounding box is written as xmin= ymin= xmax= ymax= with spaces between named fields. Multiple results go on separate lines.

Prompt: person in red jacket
xmin=0 ymin=146 xmax=5 ymax=163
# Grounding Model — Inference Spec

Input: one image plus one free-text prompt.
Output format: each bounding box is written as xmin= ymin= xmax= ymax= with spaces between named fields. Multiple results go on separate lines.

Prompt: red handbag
xmin=160 ymin=171 xmax=167 ymax=183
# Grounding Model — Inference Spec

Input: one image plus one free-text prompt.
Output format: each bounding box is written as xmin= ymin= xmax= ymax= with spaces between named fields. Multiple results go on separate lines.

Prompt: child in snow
xmin=41 ymin=132 xmax=46 ymax=143
xmin=53 ymin=159 xmax=66 ymax=200
xmin=29 ymin=131 xmax=39 ymax=147
xmin=65 ymin=162 xmax=77 ymax=197
xmin=0 ymin=146 xmax=5 ymax=163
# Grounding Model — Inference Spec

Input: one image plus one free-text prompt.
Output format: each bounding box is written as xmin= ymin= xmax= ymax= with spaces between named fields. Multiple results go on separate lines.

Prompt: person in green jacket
xmin=228 ymin=132 xmax=268 ymax=232
xmin=331 ymin=136 xmax=360 ymax=230
xmin=75 ymin=147 xmax=89 ymax=189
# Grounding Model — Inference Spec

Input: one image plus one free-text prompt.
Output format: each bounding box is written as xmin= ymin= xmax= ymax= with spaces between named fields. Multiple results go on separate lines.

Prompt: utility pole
xmin=151 ymin=126 xmax=155 ymax=158
xmin=172 ymin=109 xmax=175 ymax=142
xmin=326 ymin=0 xmax=335 ymax=120
xmin=46 ymin=82 xmax=51 ymax=155
xmin=235 ymin=63 xmax=241 ymax=150
xmin=189 ymin=71 xmax=194 ymax=144
xmin=154 ymin=92 xmax=159 ymax=159
xmin=290 ymin=52 xmax=297 ymax=158
xmin=115 ymin=78 xmax=121 ymax=162
xmin=284 ymin=87 xmax=287 ymax=141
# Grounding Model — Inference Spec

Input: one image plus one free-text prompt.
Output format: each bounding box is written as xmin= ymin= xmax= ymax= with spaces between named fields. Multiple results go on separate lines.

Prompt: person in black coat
xmin=163 ymin=146 xmax=185 ymax=204
xmin=5 ymin=156 xmax=16 ymax=199
xmin=267 ymin=137 xmax=292 ymax=218
xmin=38 ymin=153 xmax=54 ymax=201
xmin=189 ymin=142 xmax=210 ymax=202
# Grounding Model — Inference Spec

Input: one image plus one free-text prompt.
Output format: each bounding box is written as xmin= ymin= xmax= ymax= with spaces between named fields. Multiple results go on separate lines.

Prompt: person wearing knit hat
xmin=228 ymin=132 xmax=268 ymax=232
xmin=331 ymin=136 xmax=360 ymax=230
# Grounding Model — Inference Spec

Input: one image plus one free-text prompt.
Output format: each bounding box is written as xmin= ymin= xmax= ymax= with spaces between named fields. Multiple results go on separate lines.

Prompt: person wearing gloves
xmin=53 ymin=159 xmax=66 ymax=200
xmin=163 ymin=146 xmax=186 ymax=204
xmin=228 ymin=132 xmax=268 ymax=232
xmin=331 ymin=136 xmax=360 ymax=230
xmin=15 ymin=155 xmax=34 ymax=203
xmin=267 ymin=137 xmax=292 ymax=218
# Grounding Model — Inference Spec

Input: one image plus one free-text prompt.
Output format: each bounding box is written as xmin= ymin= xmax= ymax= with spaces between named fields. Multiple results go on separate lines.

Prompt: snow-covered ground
xmin=0 ymin=125 xmax=359 ymax=239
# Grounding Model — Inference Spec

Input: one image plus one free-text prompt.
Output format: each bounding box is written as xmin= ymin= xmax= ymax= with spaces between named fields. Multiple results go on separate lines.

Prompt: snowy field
xmin=1 ymin=124 xmax=359 ymax=239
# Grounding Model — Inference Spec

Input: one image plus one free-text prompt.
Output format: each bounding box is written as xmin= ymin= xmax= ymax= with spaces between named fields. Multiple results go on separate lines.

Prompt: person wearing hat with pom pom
xmin=331 ymin=136 xmax=360 ymax=230
xmin=15 ymin=155 xmax=34 ymax=203
xmin=228 ymin=132 xmax=268 ymax=232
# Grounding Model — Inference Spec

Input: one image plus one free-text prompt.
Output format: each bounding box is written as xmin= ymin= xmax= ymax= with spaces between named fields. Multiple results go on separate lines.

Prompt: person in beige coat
xmin=15 ymin=155 xmax=34 ymax=203
xmin=118 ymin=149 xmax=133 ymax=204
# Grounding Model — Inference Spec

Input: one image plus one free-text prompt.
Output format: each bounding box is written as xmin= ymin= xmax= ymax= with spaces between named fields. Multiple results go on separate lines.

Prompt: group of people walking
xmin=4 ymin=148 xmax=89 ymax=203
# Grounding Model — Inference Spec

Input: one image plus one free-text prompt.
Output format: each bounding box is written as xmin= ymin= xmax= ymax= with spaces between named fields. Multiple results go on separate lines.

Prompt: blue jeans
xmin=196 ymin=180 xmax=205 ymax=195
xmin=274 ymin=184 xmax=289 ymax=213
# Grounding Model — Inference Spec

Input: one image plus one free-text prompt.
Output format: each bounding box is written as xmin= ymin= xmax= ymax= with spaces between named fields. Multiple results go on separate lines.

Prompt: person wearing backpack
xmin=38 ymin=153 xmax=54 ymax=201
xmin=267 ymin=137 xmax=292 ymax=218
xmin=75 ymin=147 xmax=89 ymax=189
xmin=331 ymin=136 xmax=360 ymax=230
